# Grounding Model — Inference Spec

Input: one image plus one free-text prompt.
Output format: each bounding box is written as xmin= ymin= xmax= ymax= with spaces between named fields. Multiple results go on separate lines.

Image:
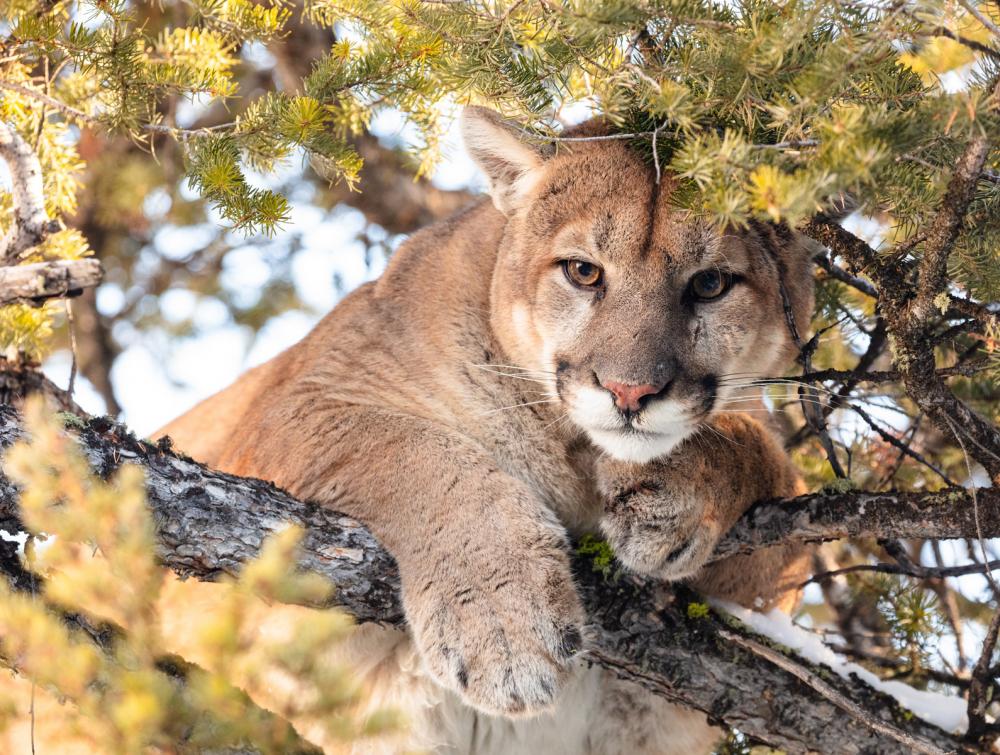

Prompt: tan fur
xmin=156 ymin=108 xmax=815 ymax=752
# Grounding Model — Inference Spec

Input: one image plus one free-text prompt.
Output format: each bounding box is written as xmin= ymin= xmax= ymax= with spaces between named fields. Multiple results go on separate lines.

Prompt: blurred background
xmin=47 ymin=109 xmax=480 ymax=436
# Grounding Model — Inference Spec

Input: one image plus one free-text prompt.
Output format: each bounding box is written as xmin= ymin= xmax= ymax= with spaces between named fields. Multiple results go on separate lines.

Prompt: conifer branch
xmin=0 ymin=552 xmax=326 ymax=755
xmin=0 ymin=81 xmax=234 ymax=137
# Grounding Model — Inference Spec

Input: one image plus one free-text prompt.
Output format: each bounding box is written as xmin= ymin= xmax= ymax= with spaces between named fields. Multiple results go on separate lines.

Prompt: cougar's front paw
xmin=403 ymin=540 xmax=585 ymax=716
xmin=597 ymin=456 xmax=724 ymax=581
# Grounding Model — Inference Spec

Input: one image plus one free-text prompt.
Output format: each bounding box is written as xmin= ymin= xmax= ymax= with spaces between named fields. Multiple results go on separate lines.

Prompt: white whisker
xmin=543 ymin=411 xmax=573 ymax=432
xmin=480 ymin=399 xmax=559 ymax=416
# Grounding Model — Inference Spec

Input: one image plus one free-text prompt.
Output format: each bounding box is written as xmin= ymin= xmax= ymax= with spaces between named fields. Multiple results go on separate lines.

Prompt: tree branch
xmin=0 ymin=121 xmax=60 ymax=262
xmin=0 ymin=258 xmax=103 ymax=306
xmin=800 ymin=216 xmax=1000 ymax=482
xmin=911 ymin=118 xmax=995 ymax=325
xmin=714 ymin=486 xmax=1000 ymax=561
xmin=802 ymin=557 xmax=1000 ymax=587
xmin=0 ymin=121 xmax=103 ymax=313
xmin=0 ymin=408 xmax=992 ymax=751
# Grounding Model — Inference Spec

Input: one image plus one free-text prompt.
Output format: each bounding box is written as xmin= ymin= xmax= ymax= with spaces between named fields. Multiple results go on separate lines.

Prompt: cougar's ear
xmin=461 ymin=106 xmax=550 ymax=215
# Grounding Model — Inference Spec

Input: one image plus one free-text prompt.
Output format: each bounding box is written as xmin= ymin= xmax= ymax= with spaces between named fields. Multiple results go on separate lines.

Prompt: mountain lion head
xmin=463 ymin=107 xmax=814 ymax=463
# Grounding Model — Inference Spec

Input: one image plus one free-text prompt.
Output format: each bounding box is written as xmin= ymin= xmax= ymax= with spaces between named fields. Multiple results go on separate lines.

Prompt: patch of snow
xmin=0 ymin=528 xmax=28 ymax=557
xmin=713 ymin=599 xmax=969 ymax=735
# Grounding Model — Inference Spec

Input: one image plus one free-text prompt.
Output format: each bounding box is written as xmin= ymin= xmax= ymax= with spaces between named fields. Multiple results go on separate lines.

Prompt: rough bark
xmin=0 ymin=258 xmax=103 ymax=306
xmin=712 ymin=486 xmax=1000 ymax=561
xmin=802 ymin=216 xmax=1000 ymax=485
xmin=0 ymin=359 xmax=82 ymax=412
xmin=0 ymin=121 xmax=60 ymax=262
xmin=0 ymin=406 xmax=992 ymax=753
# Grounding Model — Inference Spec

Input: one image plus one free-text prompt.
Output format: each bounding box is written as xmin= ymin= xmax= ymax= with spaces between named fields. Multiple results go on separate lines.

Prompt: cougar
xmin=157 ymin=107 xmax=813 ymax=754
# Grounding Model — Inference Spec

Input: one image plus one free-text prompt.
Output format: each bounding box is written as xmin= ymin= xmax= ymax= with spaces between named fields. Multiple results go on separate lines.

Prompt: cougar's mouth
xmin=561 ymin=383 xmax=696 ymax=463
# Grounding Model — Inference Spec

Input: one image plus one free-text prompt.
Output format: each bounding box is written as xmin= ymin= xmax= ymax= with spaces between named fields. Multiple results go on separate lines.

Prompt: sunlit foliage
xmin=0 ymin=398 xmax=394 ymax=753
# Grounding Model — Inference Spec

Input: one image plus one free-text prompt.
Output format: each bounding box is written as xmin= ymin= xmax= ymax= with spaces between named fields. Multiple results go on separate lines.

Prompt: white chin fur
xmin=586 ymin=427 xmax=687 ymax=463
xmin=568 ymin=386 xmax=694 ymax=463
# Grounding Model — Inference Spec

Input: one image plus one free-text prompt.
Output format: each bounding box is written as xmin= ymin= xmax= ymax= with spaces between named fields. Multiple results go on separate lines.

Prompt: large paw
xmin=402 ymin=537 xmax=584 ymax=717
xmin=597 ymin=456 xmax=724 ymax=581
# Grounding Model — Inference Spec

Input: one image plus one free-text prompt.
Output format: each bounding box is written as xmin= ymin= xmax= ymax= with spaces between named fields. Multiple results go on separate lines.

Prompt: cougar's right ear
xmin=461 ymin=106 xmax=551 ymax=216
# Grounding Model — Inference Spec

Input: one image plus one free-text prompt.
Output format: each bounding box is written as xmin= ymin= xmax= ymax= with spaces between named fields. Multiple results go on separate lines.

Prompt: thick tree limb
xmin=0 ymin=258 xmax=103 ymax=306
xmin=0 ymin=406 xmax=992 ymax=753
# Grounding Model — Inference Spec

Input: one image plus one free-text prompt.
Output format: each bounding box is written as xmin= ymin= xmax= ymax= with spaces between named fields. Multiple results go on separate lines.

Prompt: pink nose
xmin=601 ymin=380 xmax=664 ymax=413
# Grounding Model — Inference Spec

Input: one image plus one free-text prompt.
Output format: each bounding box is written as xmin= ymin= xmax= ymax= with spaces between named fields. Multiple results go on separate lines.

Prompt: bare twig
xmin=0 ymin=80 xmax=234 ymax=137
xmin=814 ymin=252 xmax=878 ymax=297
xmin=0 ymin=81 xmax=97 ymax=129
xmin=801 ymin=216 xmax=1000 ymax=482
xmin=957 ymin=0 xmax=1000 ymax=40
xmin=826 ymin=641 xmax=975 ymax=690
xmin=928 ymin=539 xmax=968 ymax=671
xmin=850 ymin=404 xmax=956 ymax=486
xmin=793 ymin=363 xmax=983 ymax=385
xmin=947 ymin=295 xmax=1000 ymax=332
xmin=918 ymin=24 xmax=1000 ymax=60
xmin=65 ymin=300 xmax=78 ymax=398
xmin=802 ymin=557 xmax=1000 ymax=588
xmin=763 ymin=224 xmax=848 ymax=477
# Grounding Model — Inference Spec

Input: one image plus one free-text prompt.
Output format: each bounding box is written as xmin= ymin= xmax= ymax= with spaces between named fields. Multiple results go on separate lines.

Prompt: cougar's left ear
xmin=461 ymin=106 xmax=551 ymax=215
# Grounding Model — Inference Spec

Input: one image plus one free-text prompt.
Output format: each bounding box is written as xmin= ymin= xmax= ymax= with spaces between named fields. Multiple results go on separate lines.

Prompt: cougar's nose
xmin=601 ymin=379 xmax=668 ymax=413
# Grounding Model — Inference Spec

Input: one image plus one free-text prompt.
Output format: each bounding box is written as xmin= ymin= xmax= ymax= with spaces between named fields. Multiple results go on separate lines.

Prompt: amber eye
xmin=562 ymin=259 xmax=604 ymax=288
xmin=688 ymin=269 xmax=733 ymax=301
